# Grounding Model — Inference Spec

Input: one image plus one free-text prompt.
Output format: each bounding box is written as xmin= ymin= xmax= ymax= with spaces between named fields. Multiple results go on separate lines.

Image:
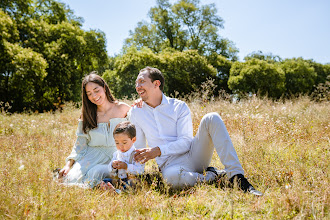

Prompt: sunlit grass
xmin=1 ymin=97 xmax=329 ymax=219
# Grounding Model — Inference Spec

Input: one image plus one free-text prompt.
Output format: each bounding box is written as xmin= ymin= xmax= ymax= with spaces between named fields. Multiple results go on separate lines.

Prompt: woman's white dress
xmin=63 ymin=118 xmax=126 ymax=188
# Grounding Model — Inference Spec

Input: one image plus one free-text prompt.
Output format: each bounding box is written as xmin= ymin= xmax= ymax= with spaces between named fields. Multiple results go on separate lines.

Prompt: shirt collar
xmin=119 ymin=144 xmax=135 ymax=157
xmin=160 ymin=93 xmax=170 ymax=106
xmin=142 ymin=93 xmax=169 ymax=108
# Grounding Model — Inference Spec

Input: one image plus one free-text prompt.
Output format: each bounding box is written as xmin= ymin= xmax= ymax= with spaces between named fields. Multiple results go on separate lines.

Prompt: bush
xmin=228 ymin=59 xmax=285 ymax=99
xmin=281 ymin=58 xmax=317 ymax=96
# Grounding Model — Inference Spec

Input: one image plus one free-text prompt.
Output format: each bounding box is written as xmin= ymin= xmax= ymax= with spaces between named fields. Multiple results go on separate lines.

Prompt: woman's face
xmin=85 ymin=82 xmax=107 ymax=106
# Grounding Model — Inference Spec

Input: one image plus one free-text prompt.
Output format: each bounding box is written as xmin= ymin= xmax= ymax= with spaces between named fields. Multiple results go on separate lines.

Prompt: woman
xmin=58 ymin=72 xmax=130 ymax=188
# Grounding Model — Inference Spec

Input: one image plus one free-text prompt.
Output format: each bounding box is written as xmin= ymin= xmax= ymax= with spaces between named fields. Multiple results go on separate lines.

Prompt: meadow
xmin=0 ymin=96 xmax=329 ymax=219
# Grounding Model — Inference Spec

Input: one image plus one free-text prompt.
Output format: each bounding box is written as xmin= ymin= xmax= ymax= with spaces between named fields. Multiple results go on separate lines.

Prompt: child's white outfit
xmin=108 ymin=144 xmax=144 ymax=179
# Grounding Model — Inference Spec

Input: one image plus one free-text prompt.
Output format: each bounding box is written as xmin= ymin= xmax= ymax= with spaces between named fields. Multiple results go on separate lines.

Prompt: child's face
xmin=114 ymin=133 xmax=136 ymax=153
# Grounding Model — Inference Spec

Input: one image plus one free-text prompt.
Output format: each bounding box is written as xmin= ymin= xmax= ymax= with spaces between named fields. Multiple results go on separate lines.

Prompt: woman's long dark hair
xmin=81 ymin=72 xmax=115 ymax=133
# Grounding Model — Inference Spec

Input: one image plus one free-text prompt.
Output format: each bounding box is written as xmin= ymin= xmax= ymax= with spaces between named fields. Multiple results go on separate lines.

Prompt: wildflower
xmin=285 ymin=183 xmax=291 ymax=189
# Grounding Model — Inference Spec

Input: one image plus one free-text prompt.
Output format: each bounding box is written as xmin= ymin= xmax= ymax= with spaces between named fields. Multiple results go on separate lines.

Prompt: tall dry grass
xmin=0 ymin=96 xmax=329 ymax=219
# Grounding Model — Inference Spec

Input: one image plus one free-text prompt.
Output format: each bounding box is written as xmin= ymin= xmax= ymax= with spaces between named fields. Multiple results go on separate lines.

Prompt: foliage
xmin=103 ymin=47 xmax=161 ymax=98
xmin=206 ymin=53 xmax=232 ymax=93
xmin=0 ymin=0 xmax=108 ymax=112
xmin=124 ymin=0 xmax=238 ymax=60
xmin=104 ymin=47 xmax=217 ymax=98
xmin=244 ymin=50 xmax=282 ymax=63
xmin=1 ymin=96 xmax=329 ymax=219
xmin=311 ymin=75 xmax=330 ymax=102
xmin=159 ymin=49 xmax=217 ymax=96
xmin=228 ymin=59 xmax=285 ymax=99
xmin=281 ymin=58 xmax=317 ymax=96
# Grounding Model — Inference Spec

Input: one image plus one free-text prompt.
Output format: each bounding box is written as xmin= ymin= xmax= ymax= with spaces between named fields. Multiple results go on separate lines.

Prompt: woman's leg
xmin=85 ymin=164 xmax=110 ymax=188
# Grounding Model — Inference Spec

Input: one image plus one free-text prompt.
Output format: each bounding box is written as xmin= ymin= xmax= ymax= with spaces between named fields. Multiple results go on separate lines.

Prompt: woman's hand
xmin=58 ymin=160 xmax=74 ymax=179
xmin=112 ymin=160 xmax=128 ymax=170
xmin=131 ymin=98 xmax=143 ymax=108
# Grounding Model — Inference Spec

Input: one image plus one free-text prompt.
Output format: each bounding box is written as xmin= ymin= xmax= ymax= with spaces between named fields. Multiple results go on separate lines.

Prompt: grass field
xmin=0 ymin=96 xmax=329 ymax=219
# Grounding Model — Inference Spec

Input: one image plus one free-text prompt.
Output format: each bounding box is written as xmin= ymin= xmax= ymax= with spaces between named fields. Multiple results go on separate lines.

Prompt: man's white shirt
xmin=129 ymin=93 xmax=193 ymax=169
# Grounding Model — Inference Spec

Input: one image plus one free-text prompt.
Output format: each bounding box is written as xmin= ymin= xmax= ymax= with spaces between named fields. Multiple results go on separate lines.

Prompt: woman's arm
xmin=58 ymin=159 xmax=74 ymax=178
xmin=59 ymin=121 xmax=90 ymax=179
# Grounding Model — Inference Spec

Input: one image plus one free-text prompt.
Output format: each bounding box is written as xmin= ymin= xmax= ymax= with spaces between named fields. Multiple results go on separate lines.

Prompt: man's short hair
xmin=113 ymin=121 xmax=136 ymax=139
xmin=140 ymin=66 xmax=165 ymax=91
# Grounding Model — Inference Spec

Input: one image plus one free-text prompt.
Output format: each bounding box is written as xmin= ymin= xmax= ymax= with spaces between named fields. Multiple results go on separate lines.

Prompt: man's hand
xmin=134 ymin=147 xmax=161 ymax=164
xmin=112 ymin=160 xmax=128 ymax=170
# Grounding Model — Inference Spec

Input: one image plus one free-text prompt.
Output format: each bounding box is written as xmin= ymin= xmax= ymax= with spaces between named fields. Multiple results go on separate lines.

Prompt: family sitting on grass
xmin=58 ymin=67 xmax=263 ymax=196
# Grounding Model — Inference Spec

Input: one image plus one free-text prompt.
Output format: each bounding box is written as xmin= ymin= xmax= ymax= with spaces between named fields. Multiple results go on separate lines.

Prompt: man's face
xmin=135 ymin=71 xmax=156 ymax=102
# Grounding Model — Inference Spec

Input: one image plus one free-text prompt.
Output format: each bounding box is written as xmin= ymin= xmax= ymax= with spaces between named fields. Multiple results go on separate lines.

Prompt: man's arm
xmin=157 ymin=102 xmax=193 ymax=156
xmin=134 ymin=102 xmax=193 ymax=164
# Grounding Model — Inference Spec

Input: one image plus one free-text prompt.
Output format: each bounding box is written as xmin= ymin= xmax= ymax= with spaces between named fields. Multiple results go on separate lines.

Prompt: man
xmin=130 ymin=66 xmax=262 ymax=196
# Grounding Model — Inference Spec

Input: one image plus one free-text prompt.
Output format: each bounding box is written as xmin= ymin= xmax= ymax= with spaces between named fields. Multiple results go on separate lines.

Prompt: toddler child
xmin=105 ymin=121 xmax=144 ymax=189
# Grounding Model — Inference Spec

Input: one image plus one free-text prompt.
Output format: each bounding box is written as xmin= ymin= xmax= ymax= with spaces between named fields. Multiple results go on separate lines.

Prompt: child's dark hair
xmin=113 ymin=121 xmax=136 ymax=139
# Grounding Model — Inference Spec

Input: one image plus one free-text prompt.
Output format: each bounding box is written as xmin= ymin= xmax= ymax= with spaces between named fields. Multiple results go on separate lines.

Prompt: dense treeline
xmin=1 ymin=0 xmax=329 ymax=112
xmin=0 ymin=0 xmax=108 ymax=112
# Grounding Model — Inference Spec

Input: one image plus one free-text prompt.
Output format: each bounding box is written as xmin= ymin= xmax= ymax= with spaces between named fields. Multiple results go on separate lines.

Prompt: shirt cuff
xmin=157 ymin=144 xmax=168 ymax=157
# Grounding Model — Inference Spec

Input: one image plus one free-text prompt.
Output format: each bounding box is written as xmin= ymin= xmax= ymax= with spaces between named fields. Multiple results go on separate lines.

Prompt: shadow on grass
xmin=135 ymin=172 xmax=231 ymax=197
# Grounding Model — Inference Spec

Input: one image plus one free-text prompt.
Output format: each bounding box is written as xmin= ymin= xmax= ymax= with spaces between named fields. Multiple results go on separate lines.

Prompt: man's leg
xmin=189 ymin=112 xmax=263 ymax=196
xmin=161 ymin=164 xmax=216 ymax=189
xmin=189 ymin=112 xmax=244 ymax=178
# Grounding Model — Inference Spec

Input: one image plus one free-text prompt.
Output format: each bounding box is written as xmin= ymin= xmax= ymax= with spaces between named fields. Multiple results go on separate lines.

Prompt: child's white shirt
xmin=108 ymin=144 xmax=144 ymax=179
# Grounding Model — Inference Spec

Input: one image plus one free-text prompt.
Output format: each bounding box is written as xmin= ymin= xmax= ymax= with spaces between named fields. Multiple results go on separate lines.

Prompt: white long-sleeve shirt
xmin=108 ymin=144 xmax=144 ymax=179
xmin=129 ymin=94 xmax=193 ymax=169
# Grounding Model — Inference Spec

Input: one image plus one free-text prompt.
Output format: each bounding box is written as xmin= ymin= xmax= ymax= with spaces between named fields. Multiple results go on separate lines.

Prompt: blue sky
xmin=60 ymin=0 xmax=330 ymax=64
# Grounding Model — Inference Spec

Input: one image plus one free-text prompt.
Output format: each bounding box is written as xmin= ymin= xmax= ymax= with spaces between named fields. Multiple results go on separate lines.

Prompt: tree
xmin=228 ymin=59 xmax=285 ymax=99
xmin=124 ymin=0 xmax=238 ymax=60
xmin=0 ymin=9 xmax=47 ymax=111
xmin=281 ymin=58 xmax=317 ymax=96
xmin=104 ymin=47 xmax=217 ymax=98
xmin=159 ymin=49 xmax=217 ymax=96
xmin=244 ymin=51 xmax=282 ymax=63
xmin=0 ymin=0 xmax=109 ymax=112
xmin=103 ymin=47 xmax=161 ymax=98
xmin=206 ymin=53 xmax=232 ymax=93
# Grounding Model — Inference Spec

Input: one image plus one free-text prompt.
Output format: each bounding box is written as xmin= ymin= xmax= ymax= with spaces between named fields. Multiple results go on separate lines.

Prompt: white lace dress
xmin=63 ymin=118 xmax=127 ymax=188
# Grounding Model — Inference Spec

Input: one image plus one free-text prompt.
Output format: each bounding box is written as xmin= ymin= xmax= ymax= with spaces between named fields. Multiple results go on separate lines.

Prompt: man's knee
xmin=162 ymin=167 xmax=196 ymax=189
xmin=162 ymin=168 xmax=181 ymax=188
xmin=200 ymin=112 xmax=223 ymax=128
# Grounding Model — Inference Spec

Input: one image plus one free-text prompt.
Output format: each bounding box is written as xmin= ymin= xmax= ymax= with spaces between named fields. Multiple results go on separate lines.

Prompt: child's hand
xmin=112 ymin=160 xmax=128 ymax=170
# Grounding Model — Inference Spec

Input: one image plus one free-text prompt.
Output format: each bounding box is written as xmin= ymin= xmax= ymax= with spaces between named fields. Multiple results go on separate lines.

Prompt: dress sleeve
xmin=65 ymin=121 xmax=90 ymax=163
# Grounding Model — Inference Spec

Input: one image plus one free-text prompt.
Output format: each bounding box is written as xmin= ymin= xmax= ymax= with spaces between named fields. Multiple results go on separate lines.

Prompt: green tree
xmin=0 ymin=0 xmax=109 ymax=112
xmin=207 ymin=53 xmax=232 ymax=93
xmin=103 ymin=47 xmax=161 ymax=98
xmin=159 ymin=49 xmax=217 ymax=96
xmin=124 ymin=0 xmax=238 ymax=60
xmin=281 ymin=58 xmax=317 ymax=96
xmin=104 ymin=47 xmax=217 ymax=98
xmin=244 ymin=51 xmax=282 ymax=63
xmin=228 ymin=59 xmax=285 ymax=99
